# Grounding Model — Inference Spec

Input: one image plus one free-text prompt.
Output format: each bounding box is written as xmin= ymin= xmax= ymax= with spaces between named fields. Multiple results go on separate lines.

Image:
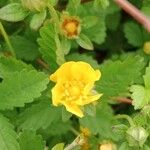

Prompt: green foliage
xmin=18 ymin=130 xmax=45 ymax=150
xmin=38 ymin=24 xmax=58 ymax=71
xmin=124 ymin=22 xmax=144 ymax=47
xmin=0 ymin=3 xmax=28 ymax=22
xmin=1 ymin=0 xmax=150 ymax=149
xmin=17 ymin=98 xmax=61 ymax=131
xmin=96 ymin=55 xmax=145 ymax=100
xmin=131 ymin=64 xmax=150 ymax=109
xmin=0 ymin=114 xmax=19 ymax=150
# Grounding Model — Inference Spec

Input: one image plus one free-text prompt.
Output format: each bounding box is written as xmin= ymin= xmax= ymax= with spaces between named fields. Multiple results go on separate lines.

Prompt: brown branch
xmin=112 ymin=97 xmax=132 ymax=104
xmin=114 ymin=0 xmax=150 ymax=32
xmin=36 ymin=58 xmax=49 ymax=70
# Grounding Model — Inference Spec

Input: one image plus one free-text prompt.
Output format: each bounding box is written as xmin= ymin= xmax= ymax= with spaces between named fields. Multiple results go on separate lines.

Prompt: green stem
xmin=64 ymin=135 xmax=84 ymax=150
xmin=47 ymin=3 xmax=65 ymax=65
xmin=47 ymin=3 xmax=59 ymax=32
xmin=115 ymin=114 xmax=135 ymax=127
xmin=70 ymin=127 xmax=80 ymax=136
xmin=0 ymin=22 xmax=16 ymax=57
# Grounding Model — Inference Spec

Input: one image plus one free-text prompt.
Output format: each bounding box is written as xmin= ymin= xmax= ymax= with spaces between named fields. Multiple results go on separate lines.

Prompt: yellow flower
xmin=50 ymin=61 xmax=102 ymax=117
xmin=60 ymin=13 xmax=81 ymax=39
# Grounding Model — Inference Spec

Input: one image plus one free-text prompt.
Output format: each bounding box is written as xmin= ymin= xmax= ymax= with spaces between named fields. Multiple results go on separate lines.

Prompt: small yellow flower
xmin=50 ymin=61 xmax=102 ymax=117
xmin=80 ymin=127 xmax=91 ymax=137
xmin=143 ymin=41 xmax=150 ymax=55
xmin=60 ymin=13 xmax=81 ymax=39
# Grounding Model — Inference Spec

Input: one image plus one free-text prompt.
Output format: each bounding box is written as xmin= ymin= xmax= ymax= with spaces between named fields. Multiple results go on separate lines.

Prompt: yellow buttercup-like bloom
xmin=50 ymin=61 xmax=102 ymax=117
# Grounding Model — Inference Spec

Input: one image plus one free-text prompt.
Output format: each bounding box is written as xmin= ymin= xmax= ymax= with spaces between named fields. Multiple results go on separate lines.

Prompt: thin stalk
xmin=0 ymin=22 xmax=16 ymax=57
xmin=64 ymin=135 xmax=85 ymax=150
xmin=47 ymin=3 xmax=65 ymax=65
xmin=115 ymin=114 xmax=134 ymax=127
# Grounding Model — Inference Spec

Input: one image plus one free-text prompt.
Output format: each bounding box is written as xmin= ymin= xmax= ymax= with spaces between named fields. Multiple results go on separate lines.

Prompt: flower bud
xmin=60 ymin=13 xmax=81 ymax=39
xmin=99 ymin=142 xmax=117 ymax=150
xmin=21 ymin=0 xmax=47 ymax=12
xmin=126 ymin=126 xmax=148 ymax=147
xmin=143 ymin=41 xmax=150 ymax=55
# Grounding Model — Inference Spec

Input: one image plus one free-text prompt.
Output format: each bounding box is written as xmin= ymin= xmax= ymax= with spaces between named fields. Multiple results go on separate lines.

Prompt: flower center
xmin=62 ymin=80 xmax=85 ymax=101
xmin=65 ymin=22 xmax=77 ymax=34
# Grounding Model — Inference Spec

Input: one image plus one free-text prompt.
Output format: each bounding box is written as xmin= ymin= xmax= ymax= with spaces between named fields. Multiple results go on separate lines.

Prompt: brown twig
xmin=36 ymin=58 xmax=49 ymax=70
xmin=112 ymin=97 xmax=132 ymax=104
xmin=114 ymin=0 xmax=150 ymax=32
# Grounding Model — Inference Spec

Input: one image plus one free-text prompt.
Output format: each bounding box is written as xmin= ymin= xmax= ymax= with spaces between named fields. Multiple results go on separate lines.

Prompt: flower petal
xmin=64 ymin=102 xmax=84 ymax=118
xmin=83 ymin=93 xmax=103 ymax=105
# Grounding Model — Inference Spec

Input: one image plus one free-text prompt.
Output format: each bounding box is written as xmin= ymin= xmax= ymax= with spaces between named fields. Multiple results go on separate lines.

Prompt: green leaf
xmin=124 ymin=22 xmax=144 ymax=47
xmin=119 ymin=142 xmax=133 ymax=150
xmin=30 ymin=10 xmax=46 ymax=30
xmin=66 ymin=53 xmax=99 ymax=68
xmin=80 ymin=103 xmax=118 ymax=140
xmin=142 ymin=4 xmax=150 ymax=18
xmin=17 ymin=99 xmax=61 ymax=130
xmin=0 ymin=69 xmax=49 ymax=110
xmin=0 ymin=3 xmax=28 ymax=22
xmin=0 ymin=57 xmax=33 ymax=78
xmin=131 ymin=64 xmax=150 ymax=109
xmin=67 ymin=0 xmax=81 ymax=15
xmin=94 ymin=0 xmax=109 ymax=9
xmin=51 ymin=143 xmax=64 ymax=150
xmin=62 ymin=107 xmax=72 ymax=122
xmin=10 ymin=36 xmax=40 ymax=61
xmin=0 ymin=114 xmax=20 ymax=150
xmin=18 ymin=130 xmax=45 ymax=150
xmin=76 ymin=34 xmax=94 ymax=50
xmin=82 ymin=16 xmax=98 ymax=29
xmin=60 ymin=38 xmax=71 ymax=55
xmin=38 ymin=24 xmax=58 ymax=71
xmin=97 ymin=55 xmax=145 ymax=99
xmin=84 ymin=19 xmax=106 ymax=44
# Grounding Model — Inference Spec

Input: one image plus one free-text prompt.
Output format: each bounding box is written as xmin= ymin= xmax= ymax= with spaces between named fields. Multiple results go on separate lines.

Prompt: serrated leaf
xmin=66 ymin=53 xmax=99 ymax=68
xmin=76 ymin=34 xmax=94 ymax=50
xmin=17 ymin=99 xmax=61 ymax=130
xmin=84 ymin=19 xmax=106 ymax=44
xmin=96 ymin=55 xmax=145 ymax=99
xmin=124 ymin=22 xmax=144 ymax=47
xmin=82 ymin=16 xmax=98 ymax=29
xmin=38 ymin=24 xmax=58 ymax=71
xmin=0 ymin=57 xmax=33 ymax=78
xmin=0 ymin=69 xmax=49 ymax=110
xmin=80 ymin=103 xmax=118 ymax=140
xmin=30 ymin=10 xmax=46 ymax=30
xmin=18 ymin=130 xmax=45 ymax=150
xmin=131 ymin=64 xmax=150 ymax=109
xmin=0 ymin=114 xmax=20 ymax=150
xmin=0 ymin=3 xmax=28 ymax=22
xmin=10 ymin=36 xmax=40 ymax=61
xmin=94 ymin=0 xmax=109 ymax=9
xmin=51 ymin=143 xmax=64 ymax=150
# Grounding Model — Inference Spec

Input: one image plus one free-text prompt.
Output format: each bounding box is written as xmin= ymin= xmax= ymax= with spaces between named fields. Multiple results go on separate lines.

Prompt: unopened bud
xmin=126 ymin=126 xmax=148 ymax=147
